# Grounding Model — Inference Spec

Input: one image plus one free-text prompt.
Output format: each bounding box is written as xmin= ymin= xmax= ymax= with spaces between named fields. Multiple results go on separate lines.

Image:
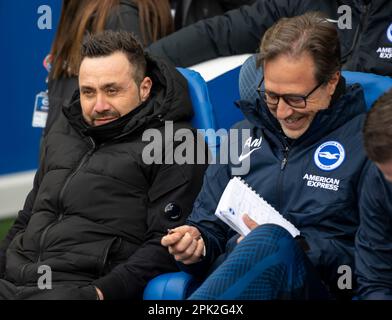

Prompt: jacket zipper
xmin=347 ymin=3 xmax=370 ymax=69
xmin=36 ymin=137 xmax=96 ymax=263
xmin=19 ymin=263 xmax=28 ymax=284
xmin=277 ymin=146 xmax=290 ymax=212
xmin=99 ymin=241 xmax=113 ymax=276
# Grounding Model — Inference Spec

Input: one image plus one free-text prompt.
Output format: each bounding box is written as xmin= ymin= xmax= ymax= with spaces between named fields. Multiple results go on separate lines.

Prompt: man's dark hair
xmin=257 ymin=11 xmax=341 ymax=84
xmin=81 ymin=30 xmax=147 ymax=85
xmin=363 ymin=88 xmax=392 ymax=163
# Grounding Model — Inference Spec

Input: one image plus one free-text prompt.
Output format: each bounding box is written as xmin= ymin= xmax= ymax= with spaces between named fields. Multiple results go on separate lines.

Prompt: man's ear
xmin=327 ymin=71 xmax=341 ymax=96
xmin=139 ymin=77 xmax=152 ymax=102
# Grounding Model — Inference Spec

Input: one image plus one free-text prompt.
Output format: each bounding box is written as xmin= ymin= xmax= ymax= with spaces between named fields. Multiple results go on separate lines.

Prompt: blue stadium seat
xmin=143 ymin=56 xmax=392 ymax=301
xmin=343 ymin=71 xmax=392 ymax=109
xmin=143 ymin=271 xmax=201 ymax=300
xmin=143 ymin=68 xmax=214 ymax=300
xmin=177 ymin=68 xmax=217 ymax=130
xmin=177 ymin=68 xmax=220 ymax=155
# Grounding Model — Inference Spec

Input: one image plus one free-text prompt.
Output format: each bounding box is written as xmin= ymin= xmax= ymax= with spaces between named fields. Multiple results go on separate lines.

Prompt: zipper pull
xmin=281 ymin=146 xmax=289 ymax=170
xmin=281 ymin=157 xmax=288 ymax=170
xmin=88 ymin=137 xmax=97 ymax=152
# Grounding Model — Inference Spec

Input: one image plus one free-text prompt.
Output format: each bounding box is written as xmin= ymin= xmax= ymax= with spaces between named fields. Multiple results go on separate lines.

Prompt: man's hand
xmin=237 ymin=214 xmax=259 ymax=244
xmin=95 ymin=286 xmax=104 ymax=300
xmin=161 ymin=225 xmax=205 ymax=265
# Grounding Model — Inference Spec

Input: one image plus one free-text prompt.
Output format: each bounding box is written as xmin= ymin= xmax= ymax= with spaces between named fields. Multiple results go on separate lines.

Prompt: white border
xmin=189 ymin=54 xmax=252 ymax=82
xmin=0 ymin=170 xmax=35 ymax=219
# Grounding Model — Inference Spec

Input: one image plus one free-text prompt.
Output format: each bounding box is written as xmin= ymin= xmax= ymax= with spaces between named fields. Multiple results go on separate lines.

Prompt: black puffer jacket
xmin=0 ymin=56 xmax=208 ymax=299
xmin=149 ymin=0 xmax=392 ymax=76
xmin=172 ymin=0 xmax=255 ymax=30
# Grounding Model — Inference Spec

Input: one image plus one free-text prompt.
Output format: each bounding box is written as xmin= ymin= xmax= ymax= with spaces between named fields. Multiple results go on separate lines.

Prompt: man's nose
xmin=276 ymin=98 xmax=294 ymax=120
xmin=93 ymin=93 xmax=110 ymax=113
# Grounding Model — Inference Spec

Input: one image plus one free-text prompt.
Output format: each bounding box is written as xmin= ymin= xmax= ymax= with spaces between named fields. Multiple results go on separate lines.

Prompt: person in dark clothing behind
xmin=148 ymin=0 xmax=392 ymax=77
xmin=171 ymin=0 xmax=255 ymax=30
xmin=162 ymin=12 xmax=380 ymax=300
xmin=44 ymin=0 xmax=174 ymax=136
xmin=0 ymin=31 xmax=207 ymax=300
xmin=356 ymin=88 xmax=392 ymax=300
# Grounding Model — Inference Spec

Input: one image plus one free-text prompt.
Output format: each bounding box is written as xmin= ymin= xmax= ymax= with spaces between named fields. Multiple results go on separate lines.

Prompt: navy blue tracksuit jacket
xmin=181 ymin=82 xmax=375 ymax=293
xmin=356 ymin=163 xmax=392 ymax=299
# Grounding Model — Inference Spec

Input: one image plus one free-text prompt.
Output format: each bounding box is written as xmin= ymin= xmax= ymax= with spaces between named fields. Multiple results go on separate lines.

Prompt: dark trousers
xmin=189 ymin=224 xmax=329 ymax=300
xmin=0 ymin=279 xmax=97 ymax=300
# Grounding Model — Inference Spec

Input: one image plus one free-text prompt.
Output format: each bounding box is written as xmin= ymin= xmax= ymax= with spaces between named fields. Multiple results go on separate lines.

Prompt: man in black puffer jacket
xmin=149 ymin=0 xmax=392 ymax=77
xmin=0 ymin=30 xmax=208 ymax=300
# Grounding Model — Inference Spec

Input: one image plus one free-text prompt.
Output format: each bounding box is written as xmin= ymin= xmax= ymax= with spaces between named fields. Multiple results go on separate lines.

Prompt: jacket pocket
xmin=97 ymin=237 xmax=122 ymax=277
xmin=287 ymin=201 xmax=356 ymax=229
xmin=287 ymin=202 xmax=357 ymax=274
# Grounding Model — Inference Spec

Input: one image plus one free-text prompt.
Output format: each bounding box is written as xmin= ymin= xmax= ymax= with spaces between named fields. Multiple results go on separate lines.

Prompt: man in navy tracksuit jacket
xmin=182 ymin=81 xmax=369 ymax=297
xmin=161 ymin=13 xmax=381 ymax=299
xmin=356 ymin=89 xmax=392 ymax=299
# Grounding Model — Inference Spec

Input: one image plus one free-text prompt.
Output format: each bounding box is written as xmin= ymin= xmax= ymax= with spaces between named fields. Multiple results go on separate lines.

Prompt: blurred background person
xmin=363 ymin=88 xmax=392 ymax=183
xmin=170 ymin=0 xmax=255 ymax=30
xmin=148 ymin=0 xmax=392 ymax=77
xmin=356 ymin=88 xmax=392 ymax=300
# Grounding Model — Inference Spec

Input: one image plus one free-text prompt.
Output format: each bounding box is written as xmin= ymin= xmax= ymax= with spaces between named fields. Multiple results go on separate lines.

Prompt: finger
xmin=182 ymin=257 xmax=200 ymax=265
xmin=243 ymin=214 xmax=259 ymax=230
xmin=188 ymin=226 xmax=201 ymax=239
xmin=161 ymin=225 xmax=193 ymax=247
xmin=168 ymin=244 xmax=175 ymax=255
xmin=237 ymin=235 xmax=244 ymax=244
xmin=175 ymin=238 xmax=198 ymax=261
xmin=194 ymin=238 xmax=205 ymax=258
xmin=170 ymin=225 xmax=193 ymax=235
xmin=161 ymin=232 xmax=184 ymax=247
xmin=172 ymin=232 xmax=194 ymax=254
xmin=182 ymin=238 xmax=205 ymax=265
xmin=172 ymin=225 xmax=201 ymax=239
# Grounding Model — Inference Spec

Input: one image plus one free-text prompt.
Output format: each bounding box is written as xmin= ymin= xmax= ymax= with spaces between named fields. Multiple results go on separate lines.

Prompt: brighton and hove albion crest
xmin=314 ymin=141 xmax=345 ymax=171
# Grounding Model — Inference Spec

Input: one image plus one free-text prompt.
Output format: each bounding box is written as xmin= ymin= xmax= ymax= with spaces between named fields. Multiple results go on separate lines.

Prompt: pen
xmin=167 ymin=228 xmax=201 ymax=240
